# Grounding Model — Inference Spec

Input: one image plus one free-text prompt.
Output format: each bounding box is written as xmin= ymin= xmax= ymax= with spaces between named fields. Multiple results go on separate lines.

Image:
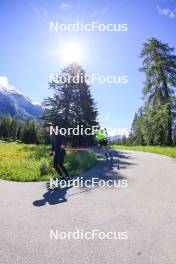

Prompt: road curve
xmin=0 ymin=150 xmax=176 ymax=264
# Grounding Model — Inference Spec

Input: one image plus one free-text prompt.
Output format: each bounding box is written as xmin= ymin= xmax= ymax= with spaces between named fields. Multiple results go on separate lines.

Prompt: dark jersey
xmin=51 ymin=134 xmax=66 ymax=151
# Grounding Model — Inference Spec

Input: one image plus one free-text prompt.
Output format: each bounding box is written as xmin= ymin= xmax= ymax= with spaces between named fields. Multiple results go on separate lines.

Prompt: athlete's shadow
xmin=33 ymin=186 xmax=72 ymax=207
xmin=33 ymin=150 xmax=134 ymax=207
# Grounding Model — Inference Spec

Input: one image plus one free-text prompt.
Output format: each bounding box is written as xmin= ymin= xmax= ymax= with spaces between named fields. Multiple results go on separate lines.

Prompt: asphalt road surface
xmin=0 ymin=150 xmax=176 ymax=264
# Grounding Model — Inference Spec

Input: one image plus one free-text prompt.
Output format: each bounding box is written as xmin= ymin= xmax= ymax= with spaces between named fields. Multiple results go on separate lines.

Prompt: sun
xmin=61 ymin=41 xmax=83 ymax=63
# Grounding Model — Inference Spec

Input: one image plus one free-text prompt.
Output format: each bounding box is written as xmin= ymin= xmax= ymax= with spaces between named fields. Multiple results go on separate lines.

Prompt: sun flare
xmin=61 ymin=41 xmax=83 ymax=63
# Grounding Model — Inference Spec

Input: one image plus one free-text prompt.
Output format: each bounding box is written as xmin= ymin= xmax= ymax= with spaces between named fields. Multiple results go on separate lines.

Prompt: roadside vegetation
xmin=0 ymin=143 xmax=97 ymax=181
xmin=111 ymin=145 xmax=176 ymax=158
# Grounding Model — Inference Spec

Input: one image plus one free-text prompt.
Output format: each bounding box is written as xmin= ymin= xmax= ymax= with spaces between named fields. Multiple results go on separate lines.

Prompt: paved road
xmin=0 ymin=150 xmax=176 ymax=264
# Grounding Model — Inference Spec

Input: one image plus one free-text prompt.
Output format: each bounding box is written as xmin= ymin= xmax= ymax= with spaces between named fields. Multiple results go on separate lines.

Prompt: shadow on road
xmin=111 ymin=150 xmax=136 ymax=170
xmin=33 ymin=150 xmax=136 ymax=207
xmin=33 ymin=186 xmax=72 ymax=207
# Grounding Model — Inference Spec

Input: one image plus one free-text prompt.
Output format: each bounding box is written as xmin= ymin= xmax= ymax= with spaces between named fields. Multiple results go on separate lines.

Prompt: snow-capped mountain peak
xmin=0 ymin=76 xmax=21 ymax=95
xmin=0 ymin=75 xmax=42 ymax=120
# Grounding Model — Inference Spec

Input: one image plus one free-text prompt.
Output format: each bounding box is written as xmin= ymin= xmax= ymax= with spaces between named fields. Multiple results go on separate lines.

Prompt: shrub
xmin=40 ymin=158 xmax=49 ymax=176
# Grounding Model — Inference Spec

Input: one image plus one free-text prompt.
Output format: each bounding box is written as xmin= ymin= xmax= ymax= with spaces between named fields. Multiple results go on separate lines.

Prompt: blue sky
xmin=0 ymin=0 xmax=176 ymax=130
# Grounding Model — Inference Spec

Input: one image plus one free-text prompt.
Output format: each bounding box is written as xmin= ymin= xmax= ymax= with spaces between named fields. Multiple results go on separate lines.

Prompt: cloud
xmin=0 ymin=76 xmax=18 ymax=92
xmin=32 ymin=102 xmax=41 ymax=106
xmin=157 ymin=5 xmax=176 ymax=18
xmin=60 ymin=3 xmax=71 ymax=9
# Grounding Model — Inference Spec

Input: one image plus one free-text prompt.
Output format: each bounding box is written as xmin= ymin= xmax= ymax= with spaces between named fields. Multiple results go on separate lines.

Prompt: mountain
xmin=0 ymin=80 xmax=43 ymax=121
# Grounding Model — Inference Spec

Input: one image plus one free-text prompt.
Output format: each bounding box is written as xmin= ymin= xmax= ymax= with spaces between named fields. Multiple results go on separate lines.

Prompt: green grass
xmin=0 ymin=143 xmax=97 ymax=182
xmin=110 ymin=145 xmax=176 ymax=158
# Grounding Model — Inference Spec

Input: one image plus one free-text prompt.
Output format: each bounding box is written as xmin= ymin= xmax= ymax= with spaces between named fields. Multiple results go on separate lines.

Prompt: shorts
xmin=99 ymin=139 xmax=108 ymax=147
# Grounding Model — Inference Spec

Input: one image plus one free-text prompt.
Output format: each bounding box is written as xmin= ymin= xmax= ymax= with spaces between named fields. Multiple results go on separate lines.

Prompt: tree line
xmin=0 ymin=116 xmax=47 ymax=144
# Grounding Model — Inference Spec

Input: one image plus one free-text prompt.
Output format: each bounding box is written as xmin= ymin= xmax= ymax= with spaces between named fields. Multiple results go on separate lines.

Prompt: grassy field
xmin=0 ymin=143 xmax=97 ymax=181
xmin=111 ymin=145 xmax=176 ymax=158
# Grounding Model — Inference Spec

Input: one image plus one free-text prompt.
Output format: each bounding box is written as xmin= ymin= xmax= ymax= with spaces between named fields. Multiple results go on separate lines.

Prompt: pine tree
xmin=0 ymin=116 xmax=12 ymax=139
xmin=42 ymin=63 xmax=98 ymax=146
xmin=10 ymin=118 xmax=20 ymax=140
xmin=21 ymin=120 xmax=38 ymax=144
xmin=140 ymin=38 xmax=176 ymax=145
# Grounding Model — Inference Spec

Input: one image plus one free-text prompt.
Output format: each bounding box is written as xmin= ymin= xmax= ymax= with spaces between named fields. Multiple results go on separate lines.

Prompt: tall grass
xmin=0 ymin=143 xmax=97 ymax=181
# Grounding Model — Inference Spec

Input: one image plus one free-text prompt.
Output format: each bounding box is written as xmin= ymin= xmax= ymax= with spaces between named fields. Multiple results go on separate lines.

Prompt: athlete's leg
xmin=104 ymin=142 xmax=112 ymax=158
xmin=58 ymin=150 xmax=69 ymax=178
xmin=53 ymin=153 xmax=63 ymax=177
xmin=53 ymin=150 xmax=68 ymax=179
xmin=59 ymin=162 xmax=69 ymax=177
xmin=101 ymin=144 xmax=108 ymax=158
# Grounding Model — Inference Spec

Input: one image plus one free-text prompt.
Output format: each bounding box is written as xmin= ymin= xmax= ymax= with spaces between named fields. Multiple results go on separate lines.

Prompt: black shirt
xmin=51 ymin=134 xmax=66 ymax=151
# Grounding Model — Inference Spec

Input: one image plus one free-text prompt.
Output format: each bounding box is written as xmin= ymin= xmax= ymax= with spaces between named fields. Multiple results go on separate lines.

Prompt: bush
xmin=40 ymin=158 xmax=49 ymax=176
